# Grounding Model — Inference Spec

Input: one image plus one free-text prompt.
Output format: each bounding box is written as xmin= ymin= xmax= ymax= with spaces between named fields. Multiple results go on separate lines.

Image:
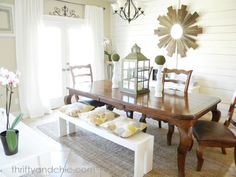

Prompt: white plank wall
xmin=111 ymin=0 xmax=236 ymax=118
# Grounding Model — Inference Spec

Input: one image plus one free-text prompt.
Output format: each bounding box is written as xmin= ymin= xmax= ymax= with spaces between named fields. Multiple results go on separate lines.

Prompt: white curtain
xmin=15 ymin=0 xmax=51 ymax=118
xmin=85 ymin=6 xmax=105 ymax=81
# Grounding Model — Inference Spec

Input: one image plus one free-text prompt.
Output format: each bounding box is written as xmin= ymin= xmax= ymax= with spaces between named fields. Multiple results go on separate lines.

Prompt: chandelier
xmin=111 ymin=0 xmax=144 ymax=23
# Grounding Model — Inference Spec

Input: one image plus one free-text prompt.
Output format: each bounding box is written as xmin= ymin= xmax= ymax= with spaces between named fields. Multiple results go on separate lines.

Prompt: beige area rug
xmin=37 ymin=120 xmax=236 ymax=177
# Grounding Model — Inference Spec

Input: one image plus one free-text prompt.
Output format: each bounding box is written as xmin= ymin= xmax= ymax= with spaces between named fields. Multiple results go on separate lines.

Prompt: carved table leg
xmin=167 ymin=123 xmax=175 ymax=146
xmin=140 ymin=114 xmax=147 ymax=132
xmin=211 ymin=106 xmax=221 ymax=122
xmin=64 ymin=95 xmax=73 ymax=105
xmin=177 ymin=127 xmax=193 ymax=177
xmin=221 ymin=147 xmax=227 ymax=154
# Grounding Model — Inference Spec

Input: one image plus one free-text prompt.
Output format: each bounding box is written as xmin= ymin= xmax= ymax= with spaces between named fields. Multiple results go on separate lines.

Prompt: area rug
xmin=37 ymin=120 xmax=236 ymax=177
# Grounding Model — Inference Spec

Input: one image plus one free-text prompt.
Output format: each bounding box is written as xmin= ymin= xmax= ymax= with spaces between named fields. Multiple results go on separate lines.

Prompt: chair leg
xmin=189 ymin=139 xmax=194 ymax=151
xmin=234 ymin=147 xmax=236 ymax=167
xmin=158 ymin=121 xmax=162 ymax=128
xmin=126 ymin=111 xmax=133 ymax=118
xmin=167 ymin=124 xmax=174 ymax=146
xmin=75 ymin=95 xmax=80 ymax=102
xmin=106 ymin=104 xmax=114 ymax=111
xmin=140 ymin=114 xmax=147 ymax=132
xmin=221 ymin=147 xmax=227 ymax=154
xmin=196 ymin=146 xmax=205 ymax=171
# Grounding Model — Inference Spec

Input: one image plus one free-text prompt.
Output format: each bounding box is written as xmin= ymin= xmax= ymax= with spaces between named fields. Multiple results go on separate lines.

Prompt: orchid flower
xmin=0 ymin=67 xmax=20 ymax=130
xmin=0 ymin=68 xmax=20 ymax=88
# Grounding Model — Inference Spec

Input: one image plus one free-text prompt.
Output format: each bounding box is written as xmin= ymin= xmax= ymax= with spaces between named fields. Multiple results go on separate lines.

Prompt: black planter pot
xmin=0 ymin=129 xmax=19 ymax=156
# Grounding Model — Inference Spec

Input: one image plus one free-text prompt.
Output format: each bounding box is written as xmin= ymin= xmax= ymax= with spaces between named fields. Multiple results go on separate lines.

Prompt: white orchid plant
xmin=0 ymin=67 xmax=23 ymax=152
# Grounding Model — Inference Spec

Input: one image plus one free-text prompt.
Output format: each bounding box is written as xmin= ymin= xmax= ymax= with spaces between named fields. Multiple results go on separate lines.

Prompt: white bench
xmin=57 ymin=111 xmax=154 ymax=177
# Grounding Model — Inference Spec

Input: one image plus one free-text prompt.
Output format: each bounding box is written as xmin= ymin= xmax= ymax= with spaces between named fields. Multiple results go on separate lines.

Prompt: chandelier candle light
xmin=111 ymin=0 xmax=144 ymax=23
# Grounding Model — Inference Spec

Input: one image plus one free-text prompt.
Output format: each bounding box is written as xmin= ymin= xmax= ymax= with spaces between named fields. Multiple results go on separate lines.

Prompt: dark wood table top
xmin=67 ymin=80 xmax=221 ymax=121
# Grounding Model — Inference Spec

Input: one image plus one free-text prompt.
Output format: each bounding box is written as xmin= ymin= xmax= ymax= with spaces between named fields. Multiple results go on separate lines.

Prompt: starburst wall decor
xmin=154 ymin=5 xmax=202 ymax=57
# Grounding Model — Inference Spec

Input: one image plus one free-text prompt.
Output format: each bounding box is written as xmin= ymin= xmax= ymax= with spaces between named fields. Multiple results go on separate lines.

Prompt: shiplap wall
xmin=111 ymin=0 xmax=236 ymax=117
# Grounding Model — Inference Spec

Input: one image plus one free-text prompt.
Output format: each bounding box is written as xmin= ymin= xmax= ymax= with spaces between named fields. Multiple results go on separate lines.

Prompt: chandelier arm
xmin=132 ymin=14 xmax=139 ymax=21
xmin=130 ymin=0 xmax=139 ymax=13
xmin=133 ymin=10 xmax=144 ymax=20
xmin=115 ymin=9 xmax=129 ymax=21
xmin=130 ymin=0 xmax=138 ymax=20
xmin=130 ymin=0 xmax=144 ymax=21
xmin=127 ymin=0 xmax=131 ymax=20
xmin=120 ymin=8 xmax=129 ymax=21
xmin=130 ymin=9 xmax=141 ymax=21
xmin=122 ymin=0 xmax=131 ymax=21
xmin=132 ymin=9 xmax=142 ymax=21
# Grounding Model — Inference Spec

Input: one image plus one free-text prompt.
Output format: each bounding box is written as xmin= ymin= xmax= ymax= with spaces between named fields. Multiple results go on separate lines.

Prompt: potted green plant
xmin=0 ymin=67 xmax=23 ymax=156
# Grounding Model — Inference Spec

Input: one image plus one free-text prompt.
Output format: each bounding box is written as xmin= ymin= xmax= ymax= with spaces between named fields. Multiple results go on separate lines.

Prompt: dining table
xmin=64 ymin=80 xmax=221 ymax=177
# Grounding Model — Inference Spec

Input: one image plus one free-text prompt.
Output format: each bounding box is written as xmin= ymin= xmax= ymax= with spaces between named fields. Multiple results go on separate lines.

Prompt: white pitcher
xmin=112 ymin=61 xmax=119 ymax=88
xmin=154 ymin=65 xmax=163 ymax=97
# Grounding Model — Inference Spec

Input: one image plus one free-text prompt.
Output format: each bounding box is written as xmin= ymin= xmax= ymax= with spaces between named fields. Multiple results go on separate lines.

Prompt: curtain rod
xmin=53 ymin=0 xmax=106 ymax=10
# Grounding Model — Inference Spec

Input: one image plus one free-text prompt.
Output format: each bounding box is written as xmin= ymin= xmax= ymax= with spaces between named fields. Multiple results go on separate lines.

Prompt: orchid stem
xmin=6 ymin=86 xmax=9 ymax=130
xmin=7 ymin=89 xmax=13 ymax=129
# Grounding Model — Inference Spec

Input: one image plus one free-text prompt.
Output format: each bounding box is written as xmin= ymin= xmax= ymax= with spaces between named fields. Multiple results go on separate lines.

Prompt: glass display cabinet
xmin=121 ymin=44 xmax=150 ymax=95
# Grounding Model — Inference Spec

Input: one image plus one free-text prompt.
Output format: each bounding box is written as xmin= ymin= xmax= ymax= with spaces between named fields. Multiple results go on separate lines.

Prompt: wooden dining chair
xmin=162 ymin=68 xmax=193 ymax=94
xmin=142 ymin=68 xmax=193 ymax=145
xmin=70 ymin=64 xmax=105 ymax=107
xmin=70 ymin=64 xmax=94 ymax=85
xmin=161 ymin=68 xmax=193 ymax=145
xmin=193 ymin=91 xmax=236 ymax=171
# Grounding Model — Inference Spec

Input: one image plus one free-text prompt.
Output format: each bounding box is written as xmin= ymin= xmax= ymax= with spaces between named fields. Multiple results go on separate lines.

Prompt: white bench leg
xmin=59 ymin=118 xmax=67 ymax=137
xmin=68 ymin=122 xmax=76 ymax=134
xmin=134 ymin=144 xmax=145 ymax=177
xmin=144 ymin=137 xmax=154 ymax=174
xmin=37 ymin=153 xmax=51 ymax=168
xmin=134 ymin=136 xmax=154 ymax=177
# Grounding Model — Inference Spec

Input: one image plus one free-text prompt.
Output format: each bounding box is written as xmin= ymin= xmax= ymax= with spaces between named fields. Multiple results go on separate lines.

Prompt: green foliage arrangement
xmin=155 ymin=55 xmax=166 ymax=65
xmin=112 ymin=53 xmax=120 ymax=62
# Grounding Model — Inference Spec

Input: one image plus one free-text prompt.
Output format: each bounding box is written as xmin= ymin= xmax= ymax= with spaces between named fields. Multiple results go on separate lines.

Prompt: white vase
xmin=155 ymin=65 xmax=164 ymax=97
xmin=112 ymin=61 xmax=119 ymax=88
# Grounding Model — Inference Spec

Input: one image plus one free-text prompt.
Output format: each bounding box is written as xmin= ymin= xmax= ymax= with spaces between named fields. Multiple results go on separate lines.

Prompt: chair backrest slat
xmin=162 ymin=68 xmax=193 ymax=93
xmin=224 ymin=91 xmax=236 ymax=127
xmin=70 ymin=64 xmax=93 ymax=86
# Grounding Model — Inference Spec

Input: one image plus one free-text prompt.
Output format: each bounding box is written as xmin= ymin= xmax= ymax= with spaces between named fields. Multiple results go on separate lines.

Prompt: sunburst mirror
xmin=154 ymin=5 xmax=202 ymax=57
